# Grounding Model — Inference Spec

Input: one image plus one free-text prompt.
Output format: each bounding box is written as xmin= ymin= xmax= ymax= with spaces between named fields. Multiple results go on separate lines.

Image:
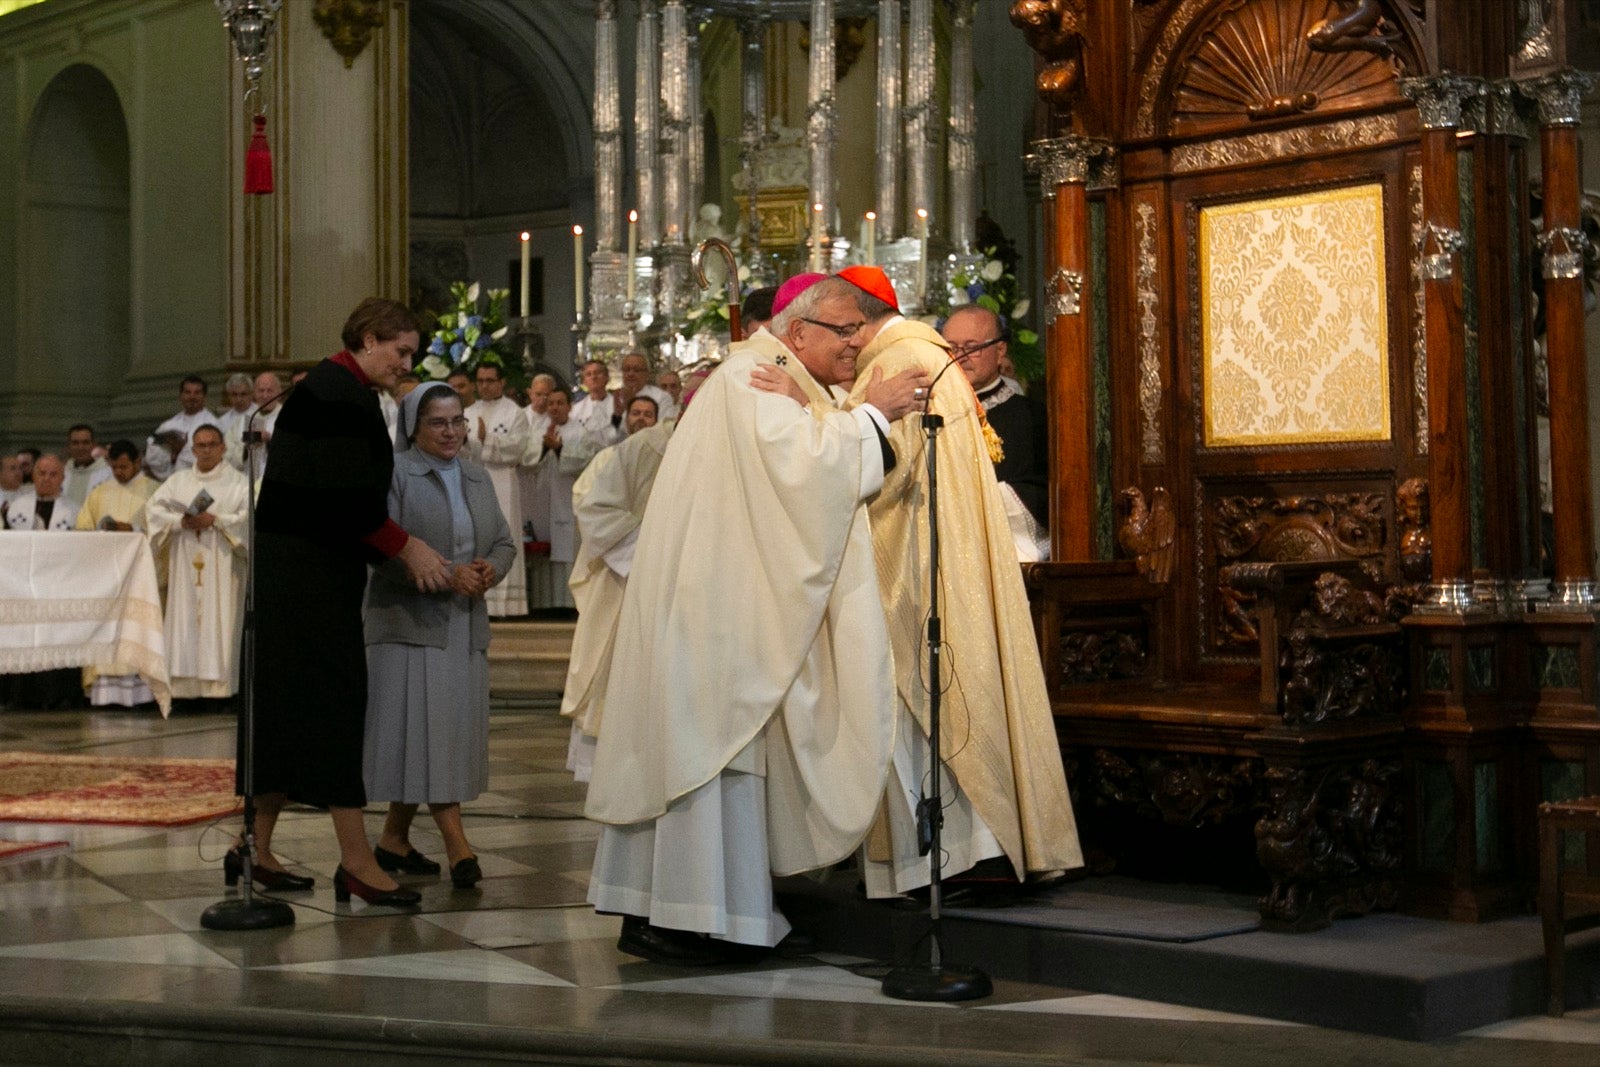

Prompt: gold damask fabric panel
xmin=1200 ymin=183 xmax=1391 ymax=448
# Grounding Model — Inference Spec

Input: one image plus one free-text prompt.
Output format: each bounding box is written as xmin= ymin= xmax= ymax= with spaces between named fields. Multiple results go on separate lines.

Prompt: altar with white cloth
xmin=0 ymin=532 xmax=171 ymax=716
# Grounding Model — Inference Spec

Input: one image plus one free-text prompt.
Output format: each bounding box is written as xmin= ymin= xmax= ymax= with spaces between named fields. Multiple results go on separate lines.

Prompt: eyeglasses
xmin=800 ymin=317 xmax=866 ymax=340
xmin=949 ymin=337 xmax=1004 ymax=359
xmin=421 ymin=416 xmax=469 ymax=431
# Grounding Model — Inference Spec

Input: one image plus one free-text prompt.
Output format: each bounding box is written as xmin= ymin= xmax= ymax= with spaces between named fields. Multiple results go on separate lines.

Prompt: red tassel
xmin=244 ymin=115 xmax=273 ymax=195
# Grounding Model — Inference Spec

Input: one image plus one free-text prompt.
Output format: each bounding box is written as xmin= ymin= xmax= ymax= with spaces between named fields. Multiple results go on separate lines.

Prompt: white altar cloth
xmin=0 ymin=532 xmax=171 ymax=715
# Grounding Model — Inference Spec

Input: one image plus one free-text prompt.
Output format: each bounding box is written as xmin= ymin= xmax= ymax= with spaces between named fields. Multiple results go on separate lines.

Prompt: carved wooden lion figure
xmin=1009 ymin=0 xmax=1086 ymax=108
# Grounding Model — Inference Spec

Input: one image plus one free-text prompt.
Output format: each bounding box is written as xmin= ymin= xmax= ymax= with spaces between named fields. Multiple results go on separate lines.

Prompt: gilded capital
xmin=1520 ymin=69 xmax=1597 ymax=127
xmin=1027 ymin=135 xmax=1116 ymax=191
xmin=311 ymin=0 xmax=387 ymax=69
xmin=1399 ymin=74 xmax=1487 ymax=130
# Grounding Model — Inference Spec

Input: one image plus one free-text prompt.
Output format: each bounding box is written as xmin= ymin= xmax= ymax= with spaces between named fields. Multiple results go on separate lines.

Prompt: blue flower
xmin=428 ymin=336 xmax=445 ymax=355
xmin=474 ymin=334 xmax=490 ymax=349
xmin=966 ymin=282 xmax=983 ymax=300
xmin=450 ymin=341 xmax=467 ymax=362
xmin=466 ymin=315 xmax=482 ymax=329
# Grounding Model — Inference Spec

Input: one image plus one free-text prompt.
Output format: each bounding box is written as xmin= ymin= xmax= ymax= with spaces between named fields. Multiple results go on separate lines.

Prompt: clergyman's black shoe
xmin=616 ymin=916 xmax=730 ymax=967
xmin=450 ymin=856 xmax=482 ymax=889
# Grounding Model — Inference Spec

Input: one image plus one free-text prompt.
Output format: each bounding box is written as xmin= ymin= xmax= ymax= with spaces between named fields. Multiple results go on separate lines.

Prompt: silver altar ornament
xmin=215 ymin=0 xmax=283 ymax=85
xmin=1047 ymin=268 xmax=1084 ymax=320
xmin=1537 ymin=225 xmax=1589 ymax=281
xmin=1418 ymin=222 xmax=1466 ymax=282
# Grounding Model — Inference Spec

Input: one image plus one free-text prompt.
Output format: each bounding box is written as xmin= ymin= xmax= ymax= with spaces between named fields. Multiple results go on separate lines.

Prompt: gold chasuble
xmin=585 ymin=329 xmax=897 ymax=876
xmin=847 ymin=319 xmax=1082 ymax=879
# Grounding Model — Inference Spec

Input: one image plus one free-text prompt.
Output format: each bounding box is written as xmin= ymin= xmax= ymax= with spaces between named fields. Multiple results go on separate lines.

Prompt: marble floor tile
xmin=69 ymin=842 xmax=230 ymax=876
xmin=465 ymin=819 xmax=599 ymax=848
xmin=0 ymin=874 xmax=129 ymax=908
xmin=420 ymin=905 xmax=619 ymax=950
xmin=142 ymin=892 xmax=339 ymax=933
xmin=261 ymin=947 xmax=575 ymax=987
xmin=1463 ymin=1008 xmax=1600 ymax=1044
xmin=606 ymin=962 xmax=957 ymax=1007
xmin=983 ymin=992 xmax=1301 ymax=1026
xmin=0 ymin=930 xmax=238 ymax=970
xmin=0 ymin=899 xmax=179 ymax=947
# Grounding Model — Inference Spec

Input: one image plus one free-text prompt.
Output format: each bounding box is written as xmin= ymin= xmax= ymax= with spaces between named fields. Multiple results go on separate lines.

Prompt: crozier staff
xmin=233 ymin=297 xmax=452 ymax=908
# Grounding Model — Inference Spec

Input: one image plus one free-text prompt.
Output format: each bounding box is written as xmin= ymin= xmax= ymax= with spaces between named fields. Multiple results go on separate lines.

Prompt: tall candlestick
xmin=916 ymin=208 xmax=929 ymax=305
xmin=519 ymin=231 xmax=531 ymax=317
xmin=810 ymin=201 xmax=825 ymax=272
xmin=864 ymin=211 xmax=877 ymax=265
xmin=626 ymin=210 xmax=638 ymax=305
xmin=572 ymin=225 xmax=585 ymax=317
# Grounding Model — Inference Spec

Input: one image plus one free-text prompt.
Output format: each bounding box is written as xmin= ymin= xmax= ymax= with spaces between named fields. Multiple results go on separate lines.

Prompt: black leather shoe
xmin=224 ymin=847 xmax=314 ymax=892
xmin=450 ymin=856 xmax=482 ymax=889
xmin=334 ymin=865 xmax=422 ymax=907
xmin=616 ymin=916 xmax=730 ymax=967
xmin=373 ymin=845 xmax=441 ymax=875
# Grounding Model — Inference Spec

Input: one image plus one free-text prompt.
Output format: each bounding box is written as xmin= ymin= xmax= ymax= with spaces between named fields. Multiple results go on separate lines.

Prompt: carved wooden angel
xmin=1118 ymin=486 xmax=1176 ymax=584
xmin=1009 ymin=0 xmax=1086 ymax=110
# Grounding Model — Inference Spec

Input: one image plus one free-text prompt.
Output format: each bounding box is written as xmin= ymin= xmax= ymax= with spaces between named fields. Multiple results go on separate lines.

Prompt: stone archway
xmin=17 ymin=63 xmax=131 ymax=442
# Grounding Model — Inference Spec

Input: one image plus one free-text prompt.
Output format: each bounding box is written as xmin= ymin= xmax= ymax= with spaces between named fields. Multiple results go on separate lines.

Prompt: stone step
xmin=488 ymin=619 xmax=574 ymax=698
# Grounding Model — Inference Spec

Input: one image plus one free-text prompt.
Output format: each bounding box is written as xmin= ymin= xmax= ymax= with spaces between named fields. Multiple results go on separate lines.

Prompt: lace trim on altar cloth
xmin=0 ymin=596 xmax=162 ymax=630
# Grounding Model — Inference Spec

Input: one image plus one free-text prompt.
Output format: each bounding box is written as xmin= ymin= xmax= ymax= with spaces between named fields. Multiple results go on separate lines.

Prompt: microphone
xmin=921 ymin=347 xmax=965 ymax=415
xmin=242 ymin=379 xmax=299 ymax=445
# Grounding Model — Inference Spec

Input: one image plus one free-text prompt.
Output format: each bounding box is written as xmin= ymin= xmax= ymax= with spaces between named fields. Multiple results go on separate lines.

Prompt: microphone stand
xmin=203 ymin=397 xmax=294 ymax=931
xmin=882 ymin=369 xmax=992 ymax=1002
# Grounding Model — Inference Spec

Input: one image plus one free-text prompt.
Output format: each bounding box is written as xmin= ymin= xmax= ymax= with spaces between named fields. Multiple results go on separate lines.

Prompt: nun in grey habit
xmin=363 ymin=380 xmax=516 ymax=888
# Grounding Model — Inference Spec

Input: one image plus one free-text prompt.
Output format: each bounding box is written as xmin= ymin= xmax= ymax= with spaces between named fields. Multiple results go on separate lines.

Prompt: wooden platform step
xmin=488 ymin=619 xmax=574 ymax=698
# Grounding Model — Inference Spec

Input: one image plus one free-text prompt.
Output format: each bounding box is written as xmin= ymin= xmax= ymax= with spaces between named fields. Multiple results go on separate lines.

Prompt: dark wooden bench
xmin=1538 ymin=796 xmax=1600 ymax=1015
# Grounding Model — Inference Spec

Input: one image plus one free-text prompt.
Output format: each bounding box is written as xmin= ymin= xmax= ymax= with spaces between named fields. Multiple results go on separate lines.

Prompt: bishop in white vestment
xmin=463 ymin=362 xmax=529 ymax=616
xmin=144 ymin=426 xmax=249 ymax=699
xmin=584 ymin=277 xmax=930 ymax=960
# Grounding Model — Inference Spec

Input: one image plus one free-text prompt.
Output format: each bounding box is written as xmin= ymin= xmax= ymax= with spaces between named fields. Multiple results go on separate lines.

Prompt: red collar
xmin=330 ymin=349 xmax=372 ymax=387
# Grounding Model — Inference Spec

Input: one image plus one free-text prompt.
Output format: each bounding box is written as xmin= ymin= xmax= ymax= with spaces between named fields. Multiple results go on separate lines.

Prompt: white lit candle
xmin=626 ymin=210 xmax=638 ymax=306
xmin=572 ymin=225 xmax=585 ymax=318
xmin=809 ymin=202 xmax=825 ymax=272
xmin=864 ymin=211 xmax=877 ymax=265
xmin=519 ymin=231 xmax=531 ymax=318
xmin=915 ymin=208 xmax=929 ymax=304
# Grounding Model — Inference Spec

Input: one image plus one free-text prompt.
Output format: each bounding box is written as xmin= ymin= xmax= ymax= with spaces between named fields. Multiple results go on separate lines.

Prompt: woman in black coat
xmin=228 ymin=297 xmax=452 ymax=907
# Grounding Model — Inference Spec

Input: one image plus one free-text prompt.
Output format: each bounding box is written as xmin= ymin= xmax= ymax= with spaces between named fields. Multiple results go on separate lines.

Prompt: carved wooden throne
xmin=1015 ymin=0 xmax=1592 ymax=929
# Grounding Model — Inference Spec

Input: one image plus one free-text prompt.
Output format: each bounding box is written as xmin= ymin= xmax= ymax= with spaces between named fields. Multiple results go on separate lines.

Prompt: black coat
xmin=985 ymin=389 xmax=1049 ymax=527
xmin=244 ymin=356 xmax=395 ymax=808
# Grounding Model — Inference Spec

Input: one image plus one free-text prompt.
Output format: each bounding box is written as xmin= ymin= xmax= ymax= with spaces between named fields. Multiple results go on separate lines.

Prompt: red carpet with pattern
xmin=0 ymin=753 xmax=239 ymax=827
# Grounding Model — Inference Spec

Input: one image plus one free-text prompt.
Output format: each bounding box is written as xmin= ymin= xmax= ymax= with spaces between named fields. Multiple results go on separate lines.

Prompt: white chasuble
xmin=584 ymin=333 xmax=897 ymax=878
xmin=561 ymin=419 xmax=675 ymax=776
xmin=145 ymin=463 xmax=249 ymax=698
xmin=463 ymin=396 xmax=529 ymax=616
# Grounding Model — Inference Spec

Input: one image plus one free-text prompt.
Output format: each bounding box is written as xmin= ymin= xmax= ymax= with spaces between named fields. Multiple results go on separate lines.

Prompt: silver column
xmin=904 ymin=0 xmax=934 ymax=232
xmin=807 ymin=0 xmax=836 ymax=241
xmin=660 ymin=0 xmax=690 ymax=246
xmin=874 ymin=0 xmax=901 ymax=240
xmin=738 ymin=17 xmax=768 ymax=258
xmin=687 ymin=25 xmax=704 ymax=219
xmin=593 ymin=0 xmax=622 ymax=252
xmin=946 ymin=0 xmax=976 ymax=251
xmin=633 ymin=0 xmax=661 ymax=247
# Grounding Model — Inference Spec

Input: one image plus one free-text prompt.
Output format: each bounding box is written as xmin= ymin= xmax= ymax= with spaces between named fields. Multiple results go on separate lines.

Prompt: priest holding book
xmin=144 ymin=424 xmax=250 ymax=704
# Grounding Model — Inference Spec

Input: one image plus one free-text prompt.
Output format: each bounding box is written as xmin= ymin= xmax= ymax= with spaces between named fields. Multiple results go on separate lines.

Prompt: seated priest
xmin=584 ymin=274 xmax=930 ymax=965
xmin=144 ymin=424 xmax=250 ymax=707
xmin=756 ymin=266 xmax=1082 ymax=899
xmin=3 ymin=454 xmax=77 ymax=530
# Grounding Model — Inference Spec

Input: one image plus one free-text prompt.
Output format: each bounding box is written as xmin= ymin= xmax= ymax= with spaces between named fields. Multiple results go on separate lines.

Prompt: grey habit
xmin=363 ymin=383 xmax=517 ymax=803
